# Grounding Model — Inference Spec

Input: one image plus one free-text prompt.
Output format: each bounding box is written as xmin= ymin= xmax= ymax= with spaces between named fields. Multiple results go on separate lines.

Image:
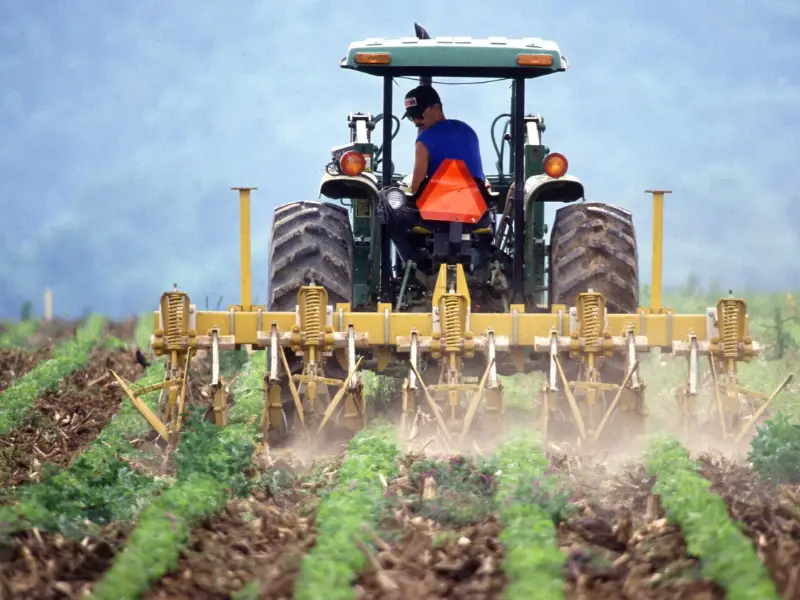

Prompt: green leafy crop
xmin=294 ymin=425 xmax=400 ymax=600
xmin=646 ymin=437 xmax=780 ymax=600
xmin=85 ymin=353 xmax=265 ymax=600
xmin=401 ymin=454 xmax=499 ymax=526
xmin=493 ymin=433 xmax=569 ymax=600
xmin=748 ymin=412 xmax=800 ymax=485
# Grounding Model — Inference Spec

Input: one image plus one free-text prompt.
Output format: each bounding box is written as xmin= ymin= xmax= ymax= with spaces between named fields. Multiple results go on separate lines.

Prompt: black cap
xmin=403 ymin=85 xmax=441 ymax=118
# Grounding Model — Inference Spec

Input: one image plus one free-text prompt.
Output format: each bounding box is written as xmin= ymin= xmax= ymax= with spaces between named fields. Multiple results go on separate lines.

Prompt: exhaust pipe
xmin=414 ymin=22 xmax=432 ymax=87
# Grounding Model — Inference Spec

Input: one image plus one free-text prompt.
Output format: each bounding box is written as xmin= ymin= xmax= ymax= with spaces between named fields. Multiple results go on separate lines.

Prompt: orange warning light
xmin=543 ymin=152 xmax=568 ymax=178
xmin=416 ymin=159 xmax=487 ymax=224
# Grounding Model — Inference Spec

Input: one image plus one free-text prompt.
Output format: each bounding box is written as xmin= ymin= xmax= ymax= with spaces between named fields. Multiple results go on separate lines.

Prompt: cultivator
xmin=111 ymin=188 xmax=789 ymax=451
xmin=112 ymin=25 xmax=792 ymax=452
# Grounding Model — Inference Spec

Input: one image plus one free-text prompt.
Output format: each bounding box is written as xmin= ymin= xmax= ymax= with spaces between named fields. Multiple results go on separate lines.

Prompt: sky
xmin=0 ymin=0 xmax=798 ymax=319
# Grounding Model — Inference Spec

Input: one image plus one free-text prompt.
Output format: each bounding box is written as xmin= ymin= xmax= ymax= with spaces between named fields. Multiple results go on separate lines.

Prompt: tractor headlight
xmin=385 ymin=188 xmax=406 ymax=210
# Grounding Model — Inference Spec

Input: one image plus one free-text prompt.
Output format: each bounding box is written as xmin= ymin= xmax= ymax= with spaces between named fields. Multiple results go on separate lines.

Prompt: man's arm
xmin=410 ymin=141 xmax=429 ymax=194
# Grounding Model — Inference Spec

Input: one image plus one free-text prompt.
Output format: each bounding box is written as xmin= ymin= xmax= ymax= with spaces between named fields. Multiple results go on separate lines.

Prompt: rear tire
xmin=268 ymin=200 xmax=353 ymax=311
xmin=549 ymin=202 xmax=638 ymax=314
xmin=267 ymin=201 xmax=354 ymax=431
xmin=548 ymin=202 xmax=642 ymax=441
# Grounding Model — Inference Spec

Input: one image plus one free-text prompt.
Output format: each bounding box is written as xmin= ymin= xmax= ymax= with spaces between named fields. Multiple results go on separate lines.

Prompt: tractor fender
xmin=318 ymin=171 xmax=381 ymax=201
xmin=523 ymin=173 xmax=585 ymax=209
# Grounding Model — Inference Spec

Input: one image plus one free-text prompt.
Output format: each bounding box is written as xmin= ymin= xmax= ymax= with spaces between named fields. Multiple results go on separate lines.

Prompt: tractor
xmin=268 ymin=22 xmax=645 ymax=444
xmin=114 ymin=23 xmax=791 ymax=453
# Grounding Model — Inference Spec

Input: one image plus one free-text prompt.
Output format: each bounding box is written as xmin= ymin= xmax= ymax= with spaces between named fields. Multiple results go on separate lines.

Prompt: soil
xmin=0 ymin=525 xmax=128 ymax=600
xmin=0 ymin=348 xmax=53 ymax=394
xmin=356 ymin=519 xmax=507 ymax=599
xmin=0 ymin=321 xmax=86 ymax=393
xmin=105 ymin=317 xmax=139 ymax=344
xmin=0 ymin=345 xmax=147 ymax=489
xmin=556 ymin=460 xmax=725 ymax=600
xmin=353 ymin=453 xmax=728 ymax=600
xmin=142 ymin=490 xmax=317 ymax=600
xmin=25 ymin=320 xmax=84 ymax=351
xmin=0 ymin=327 xmax=795 ymax=600
xmin=0 ymin=446 xmax=795 ymax=599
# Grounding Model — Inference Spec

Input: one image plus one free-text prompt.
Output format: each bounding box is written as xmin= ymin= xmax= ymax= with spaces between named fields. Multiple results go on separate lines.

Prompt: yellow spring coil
xmin=304 ymin=288 xmax=322 ymax=344
xmin=443 ymin=295 xmax=461 ymax=350
xmin=581 ymin=294 xmax=602 ymax=351
xmin=719 ymin=299 xmax=740 ymax=358
xmin=166 ymin=292 xmax=184 ymax=350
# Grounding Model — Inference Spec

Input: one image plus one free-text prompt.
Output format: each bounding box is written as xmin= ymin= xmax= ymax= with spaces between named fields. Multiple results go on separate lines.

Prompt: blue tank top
xmin=417 ymin=119 xmax=485 ymax=181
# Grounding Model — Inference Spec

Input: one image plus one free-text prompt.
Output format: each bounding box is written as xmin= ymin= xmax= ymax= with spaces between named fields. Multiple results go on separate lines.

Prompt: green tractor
xmin=266 ymin=23 xmax=641 ymax=440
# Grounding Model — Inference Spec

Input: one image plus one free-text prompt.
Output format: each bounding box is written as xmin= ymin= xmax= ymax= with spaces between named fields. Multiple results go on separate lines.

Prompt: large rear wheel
xmin=267 ymin=200 xmax=354 ymax=435
xmin=547 ymin=202 xmax=642 ymax=443
xmin=268 ymin=200 xmax=353 ymax=311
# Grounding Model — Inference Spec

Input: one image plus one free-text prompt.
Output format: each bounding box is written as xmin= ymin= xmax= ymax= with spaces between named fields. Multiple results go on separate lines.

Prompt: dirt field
xmin=2 ymin=445 xmax=797 ymax=599
xmin=0 ymin=327 xmax=798 ymax=599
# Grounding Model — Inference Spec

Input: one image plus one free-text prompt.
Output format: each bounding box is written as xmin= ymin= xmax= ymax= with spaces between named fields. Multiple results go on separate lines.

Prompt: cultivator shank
xmin=111 ymin=287 xmax=233 ymax=446
xmin=674 ymin=298 xmax=793 ymax=444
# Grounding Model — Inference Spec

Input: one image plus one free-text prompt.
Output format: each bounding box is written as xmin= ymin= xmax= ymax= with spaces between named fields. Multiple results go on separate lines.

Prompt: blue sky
xmin=0 ymin=0 xmax=798 ymax=319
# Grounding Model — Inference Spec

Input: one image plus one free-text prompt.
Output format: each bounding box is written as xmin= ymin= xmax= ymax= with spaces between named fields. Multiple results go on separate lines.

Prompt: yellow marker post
xmin=44 ymin=288 xmax=53 ymax=321
xmin=645 ymin=189 xmax=672 ymax=313
xmin=232 ymin=187 xmax=257 ymax=312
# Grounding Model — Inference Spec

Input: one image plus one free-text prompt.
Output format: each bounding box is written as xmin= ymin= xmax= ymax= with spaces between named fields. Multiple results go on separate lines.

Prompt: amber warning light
xmin=416 ymin=159 xmax=487 ymax=224
xmin=543 ymin=152 xmax=568 ymax=178
xmin=354 ymin=52 xmax=392 ymax=65
xmin=339 ymin=151 xmax=367 ymax=176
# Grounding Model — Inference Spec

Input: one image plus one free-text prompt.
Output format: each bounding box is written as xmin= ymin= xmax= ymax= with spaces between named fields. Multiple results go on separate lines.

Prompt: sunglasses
xmin=406 ymin=105 xmax=431 ymax=122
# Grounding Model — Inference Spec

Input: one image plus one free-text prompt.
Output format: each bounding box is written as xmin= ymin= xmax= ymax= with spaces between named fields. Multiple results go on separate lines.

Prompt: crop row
xmin=294 ymin=425 xmax=401 ymax=600
xmin=0 ymin=317 xmax=786 ymax=600
xmin=494 ymin=434 xmax=569 ymax=600
xmin=0 ymin=319 xmax=41 ymax=348
xmin=0 ymin=314 xmax=107 ymax=435
xmin=645 ymin=438 xmax=780 ymax=600
xmin=88 ymin=350 xmax=268 ymax=600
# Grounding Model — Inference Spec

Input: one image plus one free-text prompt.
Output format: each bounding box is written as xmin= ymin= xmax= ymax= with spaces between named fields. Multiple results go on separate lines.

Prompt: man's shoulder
xmin=423 ymin=119 xmax=478 ymax=139
xmin=444 ymin=119 xmax=476 ymax=133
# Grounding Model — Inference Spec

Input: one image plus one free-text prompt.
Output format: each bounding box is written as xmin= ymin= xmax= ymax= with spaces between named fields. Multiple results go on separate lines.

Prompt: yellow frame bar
xmin=152 ymin=303 xmax=746 ymax=350
xmin=232 ymin=187 xmax=257 ymax=311
xmin=645 ymin=189 xmax=672 ymax=313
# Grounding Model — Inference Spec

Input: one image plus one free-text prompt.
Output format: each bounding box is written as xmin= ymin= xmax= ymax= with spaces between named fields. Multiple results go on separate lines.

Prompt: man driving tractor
xmin=403 ymin=85 xmax=485 ymax=194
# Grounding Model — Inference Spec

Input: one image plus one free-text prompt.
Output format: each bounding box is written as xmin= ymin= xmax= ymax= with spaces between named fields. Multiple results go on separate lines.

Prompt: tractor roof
xmin=340 ymin=35 xmax=566 ymax=79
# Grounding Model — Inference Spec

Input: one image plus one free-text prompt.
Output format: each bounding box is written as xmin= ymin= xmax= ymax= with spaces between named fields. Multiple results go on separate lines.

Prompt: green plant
xmin=0 ymin=447 xmax=166 ymax=544
xmin=493 ymin=434 xmax=569 ymax=600
xmin=294 ymin=426 xmax=400 ymax=600
xmin=401 ymin=454 xmax=498 ymax=526
xmin=646 ymin=437 xmax=779 ymax=600
xmin=0 ymin=319 xmax=40 ymax=347
xmin=87 ymin=355 xmax=265 ymax=600
xmin=0 ymin=315 xmax=106 ymax=434
xmin=748 ymin=412 xmax=800 ymax=484
xmin=21 ymin=300 xmax=32 ymax=321
xmin=87 ymin=473 xmax=229 ymax=600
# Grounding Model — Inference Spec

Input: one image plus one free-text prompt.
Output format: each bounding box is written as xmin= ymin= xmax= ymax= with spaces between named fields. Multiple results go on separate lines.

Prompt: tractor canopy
xmin=340 ymin=35 xmax=568 ymax=79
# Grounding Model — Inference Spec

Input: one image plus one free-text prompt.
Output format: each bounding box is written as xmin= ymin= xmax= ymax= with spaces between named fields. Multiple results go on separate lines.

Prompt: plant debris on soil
xmin=0 ymin=321 xmax=90 ymax=393
xmin=698 ymin=454 xmax=800 ymax=600
xmin=0 ymin=348 xmax=53 ymax=394
xmin=0 ymin=323 xmax=796 ymax=599
xmin=142 ymin=491 xmax=316 ymax=600
xmin=0 ymin=524 xmax=129 ymax=599
xmin=0 ymin=439 xmax=796 ymax=599
xmin=556 ymin=461 xmax=725 ymax=600
xmin=356 ymin=519 xmax=507 ymax=599
xmin=0 ymin=346 xmax=146 ymax=488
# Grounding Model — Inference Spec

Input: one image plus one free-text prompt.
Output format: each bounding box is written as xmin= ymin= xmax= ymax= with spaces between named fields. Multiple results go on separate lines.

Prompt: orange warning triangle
xmin=416 ymin=159 xmax=487 ymax=224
